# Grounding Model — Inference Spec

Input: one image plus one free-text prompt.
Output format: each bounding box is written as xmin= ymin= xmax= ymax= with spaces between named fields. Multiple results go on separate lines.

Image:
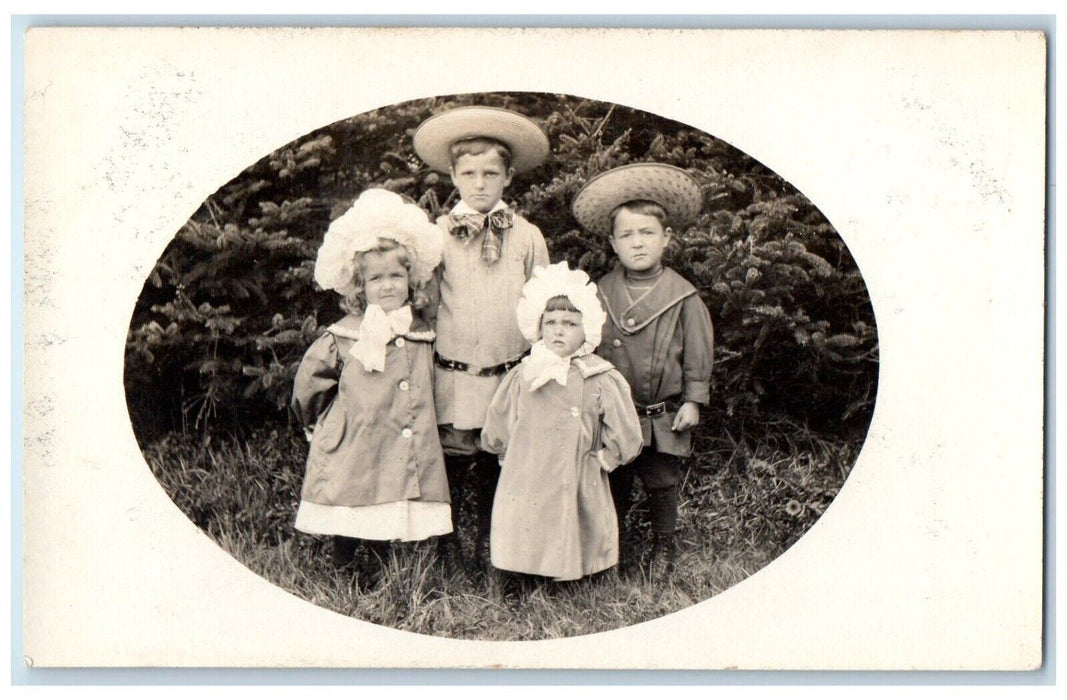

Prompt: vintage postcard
xmin=20 ymin=27 xmax=1046 ymax=670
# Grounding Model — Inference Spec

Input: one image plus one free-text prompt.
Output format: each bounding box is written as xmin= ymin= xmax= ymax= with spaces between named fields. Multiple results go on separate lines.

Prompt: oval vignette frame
xmin=123 ymin=91 xmax=879 ymax=641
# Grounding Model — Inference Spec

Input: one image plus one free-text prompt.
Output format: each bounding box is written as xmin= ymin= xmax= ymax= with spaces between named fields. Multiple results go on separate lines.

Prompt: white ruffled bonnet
xmin=515 ymin=262 xmax=607 ymax=348
xmin=313 ymin=189 xmax=443 ymax=296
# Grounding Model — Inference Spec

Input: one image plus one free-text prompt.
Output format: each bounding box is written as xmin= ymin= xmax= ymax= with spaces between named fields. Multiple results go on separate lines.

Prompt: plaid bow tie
xmin=447 ymin=209 xmax=514 ymax=264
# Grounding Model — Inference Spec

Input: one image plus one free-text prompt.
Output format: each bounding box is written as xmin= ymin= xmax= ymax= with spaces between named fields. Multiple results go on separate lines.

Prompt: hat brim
xmin=413 ymin=106 xmax=550 ymax=175
xmin=572 ymin=163 xmax=703 ymax=237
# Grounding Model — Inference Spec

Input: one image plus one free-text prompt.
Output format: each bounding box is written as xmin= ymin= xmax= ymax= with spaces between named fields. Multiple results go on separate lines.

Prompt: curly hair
xmin=339 ymin=237 xmax=431 ymax=314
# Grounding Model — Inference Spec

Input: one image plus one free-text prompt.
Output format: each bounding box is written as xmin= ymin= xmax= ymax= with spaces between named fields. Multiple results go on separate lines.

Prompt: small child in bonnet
xmin=480 ymin=262 xmax=643 ymax=582
xmin=291 ymin=189 xmax=451 ymax=585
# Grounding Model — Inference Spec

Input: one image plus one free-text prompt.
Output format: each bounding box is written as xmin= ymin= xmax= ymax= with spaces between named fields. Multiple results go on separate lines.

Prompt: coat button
xmin=626 ymin=318 xmax=636 ymax=327
xmin=399 ymin=380 xmax=410 ymax=391
xmin=395 ymin=337 xmax=406 ymax=347
xmin=612 ymin=339 xmax=622 ymax=348
xmin=401 ymin=428 xmax=413 ymax=438
xmin=569 ymin=407 xmax=580 ymax=417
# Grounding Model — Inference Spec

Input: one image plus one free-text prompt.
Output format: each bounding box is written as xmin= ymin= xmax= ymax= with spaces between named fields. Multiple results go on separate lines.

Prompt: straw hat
xmin=515 ymin=262 xmax=607 ymax=349
xmin=413 ymin=106 xmax=550 ymax=174
xmin=314 ymin=189 xmax=444 ymax=296
xmin=571 ymin=163 xmax=703 ymax=237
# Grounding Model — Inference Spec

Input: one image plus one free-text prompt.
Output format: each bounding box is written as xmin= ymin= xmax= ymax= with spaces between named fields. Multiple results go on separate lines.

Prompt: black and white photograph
xmin=122 ymin=91 xmax=879 ymax=639
xmin=20 ymin=27 xmax=1045 ymax=669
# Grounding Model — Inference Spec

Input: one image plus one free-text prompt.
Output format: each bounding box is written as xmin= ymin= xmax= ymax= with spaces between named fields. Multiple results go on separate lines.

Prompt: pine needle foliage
xmin=125 ymin=91 xmax=877 ymax=441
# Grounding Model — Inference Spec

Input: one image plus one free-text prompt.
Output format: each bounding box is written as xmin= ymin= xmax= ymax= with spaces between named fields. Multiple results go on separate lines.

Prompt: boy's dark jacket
xmin=596 ymin=267 xmax=714 ymax=457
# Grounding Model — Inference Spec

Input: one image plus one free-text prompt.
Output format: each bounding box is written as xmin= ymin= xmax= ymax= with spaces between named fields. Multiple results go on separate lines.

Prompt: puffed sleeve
xmin=594 ymin=370 xmax=644 ymax=472
xmin=524 ymin=223 xmax=550 ymax=279
xmin=290 ymin=333 xmax=342 ymax=432
xmin=479 ymin=366 xmax=524 ymax=457
xmin=680 ymin=293 xmax=715 ymax=405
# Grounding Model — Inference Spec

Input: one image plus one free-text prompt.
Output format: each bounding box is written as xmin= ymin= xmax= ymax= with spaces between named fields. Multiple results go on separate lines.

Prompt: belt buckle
xmin=465 ymin=363 xmax=483 ymax=376
xmin=645 ymin=401 xmax=666 ymax=417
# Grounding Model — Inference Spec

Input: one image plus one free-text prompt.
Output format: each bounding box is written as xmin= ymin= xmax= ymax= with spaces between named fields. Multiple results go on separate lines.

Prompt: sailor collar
xmin=599 ymin=267 xmax=697 ymax=335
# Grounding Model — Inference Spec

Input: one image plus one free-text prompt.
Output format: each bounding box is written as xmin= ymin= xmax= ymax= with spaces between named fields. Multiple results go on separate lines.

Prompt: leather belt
xmin=635 ymin=398 xmax=680 ymax=418
xmin=434 ymin=351 xmax=527 ymax=377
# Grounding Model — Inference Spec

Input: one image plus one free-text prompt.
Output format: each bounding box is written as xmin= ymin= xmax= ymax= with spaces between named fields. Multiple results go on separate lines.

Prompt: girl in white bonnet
xmin=480 ymin=262 xmax=643 ymax=584
xmin=291 ymin=189 xmax=451 ymax=585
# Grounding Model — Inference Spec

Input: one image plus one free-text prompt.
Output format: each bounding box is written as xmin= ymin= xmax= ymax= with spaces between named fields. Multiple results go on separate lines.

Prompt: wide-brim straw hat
xmin=572 ymin=163 xmax=703 ymax=237
xmin=413 ymin=106 xmax=550 ymax=174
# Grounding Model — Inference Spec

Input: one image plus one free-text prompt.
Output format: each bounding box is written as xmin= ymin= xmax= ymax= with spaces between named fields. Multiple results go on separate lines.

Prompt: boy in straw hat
xmin=572 ymin=163 xmax=715 ymax=584
xmin=413 ymin=106 xmax=551 ymax=569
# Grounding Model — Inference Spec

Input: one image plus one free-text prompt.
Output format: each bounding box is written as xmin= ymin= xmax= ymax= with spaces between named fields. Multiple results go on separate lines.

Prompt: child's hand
xmin=671 ymin=402 xmax=700 ymax=432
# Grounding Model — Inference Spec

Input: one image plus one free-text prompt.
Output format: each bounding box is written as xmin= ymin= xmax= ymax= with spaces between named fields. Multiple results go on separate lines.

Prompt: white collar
xmin=450 ymin=199 xmax=509 ymax=216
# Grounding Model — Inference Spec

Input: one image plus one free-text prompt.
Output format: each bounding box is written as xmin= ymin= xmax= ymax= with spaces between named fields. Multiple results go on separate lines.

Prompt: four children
xmin=292 ymin=106 xmax=715 ymax=589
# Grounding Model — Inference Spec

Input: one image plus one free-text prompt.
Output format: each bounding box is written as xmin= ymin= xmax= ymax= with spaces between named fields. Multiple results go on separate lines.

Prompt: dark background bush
xmin=124 ymin=92 xmax=878 ymax=444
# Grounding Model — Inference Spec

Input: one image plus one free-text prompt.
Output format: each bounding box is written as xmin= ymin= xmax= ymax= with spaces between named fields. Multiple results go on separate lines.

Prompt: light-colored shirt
xmin=432 ymin=203 xmax=549 ymax=429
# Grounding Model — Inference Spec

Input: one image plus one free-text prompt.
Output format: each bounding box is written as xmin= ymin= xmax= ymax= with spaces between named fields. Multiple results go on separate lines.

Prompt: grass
xmin=141 ymin=418 xmax=859 ymax=640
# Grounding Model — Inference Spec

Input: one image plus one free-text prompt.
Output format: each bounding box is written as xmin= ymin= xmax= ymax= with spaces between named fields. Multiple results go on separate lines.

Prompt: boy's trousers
xmin=440 ymin=425 xmax=500 ymax=559
xmin=609 ymin=446 xmax=682 ymax=536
